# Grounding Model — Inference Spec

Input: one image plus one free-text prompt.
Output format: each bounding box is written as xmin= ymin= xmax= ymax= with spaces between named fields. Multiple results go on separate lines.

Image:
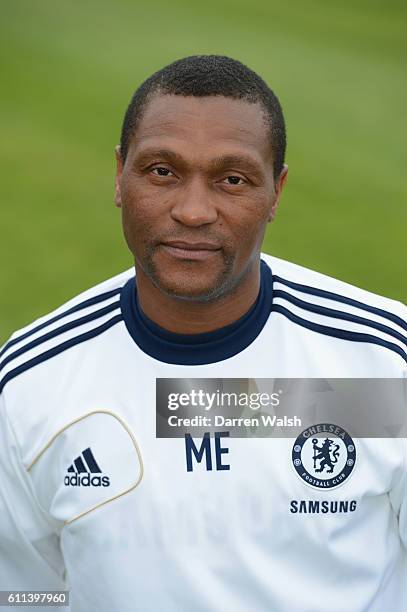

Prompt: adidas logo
xmin=64 ymin=447 xmax=110 ymax=487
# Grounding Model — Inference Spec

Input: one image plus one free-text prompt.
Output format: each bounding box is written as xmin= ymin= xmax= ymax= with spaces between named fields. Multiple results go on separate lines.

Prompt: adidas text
xmin=64 ymin=474 xmax=110 ymax=487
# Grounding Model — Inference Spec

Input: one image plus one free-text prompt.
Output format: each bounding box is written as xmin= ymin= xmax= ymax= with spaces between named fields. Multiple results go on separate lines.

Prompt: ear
xmin=114 ymin=145 xmax=123 ymax=208
xmin=268 ymin=165 xmax=288 ymax=222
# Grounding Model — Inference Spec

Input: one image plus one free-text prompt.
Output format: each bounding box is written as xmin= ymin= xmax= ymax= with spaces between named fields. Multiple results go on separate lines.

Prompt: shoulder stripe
xmin=0 ymin=287 xmax=122 ymax=359
xmin=0 ymin=314 xmax=123 ymax=394
xmin=271 ymin=304 xmax=407 ymax=364
xmin=273 ymin=275 xmax=407 ymax=331
xmin=0 ymin=300 xmax=121 ymax=374
xmin=274 ymin=289 xmax=407 ymax=348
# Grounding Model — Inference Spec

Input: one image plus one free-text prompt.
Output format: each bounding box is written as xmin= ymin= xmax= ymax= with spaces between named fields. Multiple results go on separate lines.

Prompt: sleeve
xmin=389 ymin=438 xmax=407 ymax=551
xmin=0 ymin=393 xmax=67 ymax=593
xmin=389 ymin=364 xmax=407 ymax=551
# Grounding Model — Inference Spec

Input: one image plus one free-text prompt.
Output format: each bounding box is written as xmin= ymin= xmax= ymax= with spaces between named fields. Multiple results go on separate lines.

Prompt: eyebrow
xmin=133 ymin=148 xmax=265 ymax=179
xmin=210 ymin=154 xmax=264 ymax=179
xmin=134 ymin=148 xmax=186 ymax=169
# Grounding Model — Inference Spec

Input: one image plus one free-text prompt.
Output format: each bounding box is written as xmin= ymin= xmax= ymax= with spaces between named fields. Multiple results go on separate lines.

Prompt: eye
xmin=223 ymin=175 xmax=245 ymax=186
xmin=151 ymin=167 xmax=174 ymax=177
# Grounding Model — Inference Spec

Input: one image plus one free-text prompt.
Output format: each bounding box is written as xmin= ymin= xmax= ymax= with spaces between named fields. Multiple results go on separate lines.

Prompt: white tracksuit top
xmin=0 ymin=253 xmax=406 ymax=612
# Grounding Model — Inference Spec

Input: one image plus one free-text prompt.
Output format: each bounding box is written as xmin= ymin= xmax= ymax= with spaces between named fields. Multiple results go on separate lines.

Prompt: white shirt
xmin=1 ymin=253 xmax=406 ymax=611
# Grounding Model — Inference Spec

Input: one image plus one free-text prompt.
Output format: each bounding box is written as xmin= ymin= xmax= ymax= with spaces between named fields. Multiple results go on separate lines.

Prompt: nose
xmin=170 ymin=177 xmax=218 ymax=227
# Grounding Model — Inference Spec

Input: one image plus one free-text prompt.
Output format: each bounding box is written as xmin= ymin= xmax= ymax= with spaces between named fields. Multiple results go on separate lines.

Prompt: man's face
xmin=115 ymin=94 xmax=287 ymax=301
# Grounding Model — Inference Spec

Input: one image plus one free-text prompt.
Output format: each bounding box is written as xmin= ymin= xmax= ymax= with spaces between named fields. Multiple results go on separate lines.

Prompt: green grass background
xmin=1 ymin=0 xmax=406 ymax=342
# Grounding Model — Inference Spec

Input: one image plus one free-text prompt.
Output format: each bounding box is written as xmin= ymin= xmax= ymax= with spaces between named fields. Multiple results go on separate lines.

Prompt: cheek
xmin=120 ymin=183 xmax=160 ymax=242
xmin=236 ymin=223 xmax=267 ymax=259
xmin=222 ymin=197 xmax=270 ymax=247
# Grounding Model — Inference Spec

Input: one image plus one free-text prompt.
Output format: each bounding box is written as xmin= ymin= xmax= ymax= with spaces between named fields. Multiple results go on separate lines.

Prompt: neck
xmin=135 ymin=261 xmax=261 ymax=334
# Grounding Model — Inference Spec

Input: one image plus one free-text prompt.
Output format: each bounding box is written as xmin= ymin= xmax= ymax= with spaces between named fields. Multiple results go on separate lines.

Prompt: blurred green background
xmin=1 ymin=0 xmax=406 ymax=342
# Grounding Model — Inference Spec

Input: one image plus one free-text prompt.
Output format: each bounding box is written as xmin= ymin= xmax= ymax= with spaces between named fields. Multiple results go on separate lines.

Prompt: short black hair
xmin=120 ymin=55 xmax=286 ymax=180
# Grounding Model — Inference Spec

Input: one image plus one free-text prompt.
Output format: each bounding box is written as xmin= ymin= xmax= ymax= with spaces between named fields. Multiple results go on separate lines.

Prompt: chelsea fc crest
xmin=292 ymin=423 xmax=356 ymax=490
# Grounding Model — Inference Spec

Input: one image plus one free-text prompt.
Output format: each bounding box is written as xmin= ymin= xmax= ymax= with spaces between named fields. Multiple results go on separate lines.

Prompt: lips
xmin=160 ymin=240 xmax=221 ymax=261
xmin=163 ymin=241 xmax=221 ymax=251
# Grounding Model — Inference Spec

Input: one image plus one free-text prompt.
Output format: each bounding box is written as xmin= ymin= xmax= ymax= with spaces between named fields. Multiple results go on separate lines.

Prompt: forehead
xmin=128 ymin=94 xmax=271 ymax=163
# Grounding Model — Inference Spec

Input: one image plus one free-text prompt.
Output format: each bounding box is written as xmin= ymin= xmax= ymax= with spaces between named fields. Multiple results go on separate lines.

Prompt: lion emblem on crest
xmin=312 ymin=438 xmax=340 ymax=473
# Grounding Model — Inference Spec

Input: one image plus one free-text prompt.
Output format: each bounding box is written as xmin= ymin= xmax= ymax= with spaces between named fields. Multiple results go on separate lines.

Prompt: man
xmin=0 ymin=55 xmax=406 ymax=611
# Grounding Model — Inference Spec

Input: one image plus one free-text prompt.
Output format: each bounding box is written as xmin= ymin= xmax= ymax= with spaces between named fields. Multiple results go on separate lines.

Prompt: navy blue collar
xmin=120 ymin=259 xmax=273 ymax=365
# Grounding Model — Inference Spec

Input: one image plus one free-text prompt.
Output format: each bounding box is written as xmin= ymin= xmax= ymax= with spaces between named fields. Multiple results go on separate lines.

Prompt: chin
xmin=139 ymin=253 xmax=237 ymax=302
xmin=154 ymin=275 xmax=230 ymax=303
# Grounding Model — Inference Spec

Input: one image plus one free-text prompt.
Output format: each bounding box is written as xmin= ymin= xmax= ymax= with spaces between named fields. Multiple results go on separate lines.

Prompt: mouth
xmin=160 ymin=241 xmax=222 ymax=261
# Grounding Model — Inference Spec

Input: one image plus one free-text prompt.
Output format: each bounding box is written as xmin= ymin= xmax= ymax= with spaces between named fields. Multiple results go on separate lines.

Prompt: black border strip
xmin=273 ymin=275 xmax=406 ymax=331
xmin=0 ymin=314 xmax=123 ymax=394
xmin=271 ymin=304 xmax=407 ymax=364
xmin=0 ymin=287 xmax=122 ymax=359
xmin=274 ymin=289 xmax=407 ymax=347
